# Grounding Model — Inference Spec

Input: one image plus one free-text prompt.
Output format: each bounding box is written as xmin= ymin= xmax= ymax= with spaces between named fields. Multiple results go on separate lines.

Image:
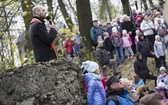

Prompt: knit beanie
xmin=81 ymin=60 xmax=91 ymax=73
xmin=160 ymin=66 xmax=166 ymax=71
xmin=81 ymin=61 xmax=99 ymax=73
xmin=155 ymin=35 xmax=160 ymax=40
xmin=112 ymin=27 xmax=117 ymax=33
xmin=122 ymin=30 xmax=127 ymax=35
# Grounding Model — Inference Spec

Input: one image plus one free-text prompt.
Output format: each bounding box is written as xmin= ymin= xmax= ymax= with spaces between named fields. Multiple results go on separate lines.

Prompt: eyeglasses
xmin=143 ymin=90 xmax=149 ymax=92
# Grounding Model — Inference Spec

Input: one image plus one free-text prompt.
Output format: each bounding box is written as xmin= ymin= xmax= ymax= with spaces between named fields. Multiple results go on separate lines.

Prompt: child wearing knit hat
xmin=111 ymin=28 xmax=124 ymax=65
xmin=81 ymin=61 xmax=106 ymax=105
xmin=154 ymin=35 xmax=167 ymax=68
xmin=157 ymin=66 xmax=168 ymax=89
xmin=122 ymin=29 xmax=134 ymax=59
xmin=155 ymin=79 xmax=168 ymax=104
xmin=135 ymin=29 xmax=140 ymax=44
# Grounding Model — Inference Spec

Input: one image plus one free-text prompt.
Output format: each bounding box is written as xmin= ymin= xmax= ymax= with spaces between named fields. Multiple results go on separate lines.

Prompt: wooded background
xmin=0 ymin=0 xmax=164 ymax=71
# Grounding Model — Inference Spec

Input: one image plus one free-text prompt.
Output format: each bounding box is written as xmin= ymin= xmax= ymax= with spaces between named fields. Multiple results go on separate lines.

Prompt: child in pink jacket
xmin=122 ymin=30 xmax=134 ymax=59
xmin=135 ymin=29 xmax=140 ymax=44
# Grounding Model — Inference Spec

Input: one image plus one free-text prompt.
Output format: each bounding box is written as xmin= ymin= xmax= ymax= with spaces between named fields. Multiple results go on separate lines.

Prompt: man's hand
xmin=103 ymin=65 xmax=106 ymax=68
xmin=49 ymin=23 xmax=56 ymax=29
xmin=150 ymin=51 xmax=155 ymax=55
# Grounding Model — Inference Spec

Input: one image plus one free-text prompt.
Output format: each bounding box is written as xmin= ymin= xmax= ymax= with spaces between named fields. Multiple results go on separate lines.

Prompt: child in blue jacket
xmin=81 ymin=61 xmax=106 ymax=105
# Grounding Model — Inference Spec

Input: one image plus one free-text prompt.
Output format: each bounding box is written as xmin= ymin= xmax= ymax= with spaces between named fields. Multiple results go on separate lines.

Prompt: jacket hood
xmin=136 ymin=52 xmax=142 ymax=61
xmin=138 ymin=32 xmax=145 ymax=41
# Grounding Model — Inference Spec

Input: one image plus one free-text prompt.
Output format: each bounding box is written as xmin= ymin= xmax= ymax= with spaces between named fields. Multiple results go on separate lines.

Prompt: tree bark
xmin=3 ymin=5 xmax=14 ymax=67
xmin=46 ymin=0 xmax=54 ymax=21
xmin=57 ymin=0 xmax=73 ymax=30
xmin=21 ymin=0 xmax=33 ymax=51
xmin=141 ymin=0 xmax=148 ymax=11
xmin=148 ymin=0 xmax=154 ymax=8
xmin=67 ymin=0 xmax=78 ymax=23
xmin=121 ymin=0 xmax=130 ymax=16
xmin=76 ymin=0 xmax=93 ymax=54
xmin=105 ymin=0 xmax=112 ymax=21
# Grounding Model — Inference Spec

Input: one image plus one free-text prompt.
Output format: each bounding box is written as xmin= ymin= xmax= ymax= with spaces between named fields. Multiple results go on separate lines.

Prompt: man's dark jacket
xmin=103 ymin=38 xmax=114 ymax=52
xmin=29 ymin=16 xmax=57 ymax=62
xmin=95 ymin=46 xmax=110 ymax=67
xmin=121 ymin=21 xmax=134 ymax=32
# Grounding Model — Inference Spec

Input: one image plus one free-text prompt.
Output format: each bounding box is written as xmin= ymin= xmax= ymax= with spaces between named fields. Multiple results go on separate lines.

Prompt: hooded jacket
xmin=136 ymin=34 xmax=153 ymax=55
xmin=134 ymin=53 xmax=150 ymax=79
xmin=87 ymin=73 xmax=106 ymax=105
xmin=29 ymin=16 xmax=57 ymax=62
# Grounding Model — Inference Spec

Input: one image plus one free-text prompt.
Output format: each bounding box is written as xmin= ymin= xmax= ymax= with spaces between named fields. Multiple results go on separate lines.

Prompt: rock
xmin=0 ymin=58 xmax=86 ymax=105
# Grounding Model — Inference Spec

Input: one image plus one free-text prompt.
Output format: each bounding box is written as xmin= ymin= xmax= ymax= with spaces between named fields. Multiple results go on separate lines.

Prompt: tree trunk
xmin=121 ymin=0 xmax=130 ymax=16
xmin=21 ymin=0 xmax=33 ymax=52
xmin=67 ymin=0 xmax=78 ymax=24
xmin=57 ymin=0 xmax=73 ymax=30
xmin=3 ymin=6 xmax=14 ymax=67
xmin=46 ymin=0 xmax=54 ymax=21
xmin=105 ymin=0 xmax=112 ymax=21
xmin=76 ymin=0 xmax=93 ymax=54
xmin=148 ymin=0 xmax=154 ymax=8
xmin=141 ymin=0 xmax=148 ymax=11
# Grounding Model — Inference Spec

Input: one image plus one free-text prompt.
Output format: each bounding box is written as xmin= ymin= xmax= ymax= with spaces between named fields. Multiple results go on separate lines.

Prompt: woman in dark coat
xmin=134 ymin=52 xmax=157 ymax=86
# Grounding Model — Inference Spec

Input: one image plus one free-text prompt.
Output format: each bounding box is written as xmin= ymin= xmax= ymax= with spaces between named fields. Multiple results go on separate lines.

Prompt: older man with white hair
xmin=121 ymin=14 xmax=136 ymax=53
xmin=29 ymin=5 xmax=58 ymax=62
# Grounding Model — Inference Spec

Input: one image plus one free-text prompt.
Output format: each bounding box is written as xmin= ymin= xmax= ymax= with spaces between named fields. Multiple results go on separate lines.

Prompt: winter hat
xmin=81 ymin=60 xmax=91 ymax=73
xmin=81 ymin=61 xmax=99 ymax=73
xmin=122 ymin=30 xmax=127 ymax=35
xmin=155 ymin=35 xmax=160 ymax=40
xmin=106 ymin=76 xmax=120 ymax=88
xmin=112 ymin=27 xmax=117 ymax=33
xmin=136 ymin=85 xmax=146 ymax=94
xmin=112 ymin=22 xmax=118 ymax=27
xmin=157 ymin=18 xmax=162 ymax=22
xmin=160 ymin=66 xmax=166 ymax=71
